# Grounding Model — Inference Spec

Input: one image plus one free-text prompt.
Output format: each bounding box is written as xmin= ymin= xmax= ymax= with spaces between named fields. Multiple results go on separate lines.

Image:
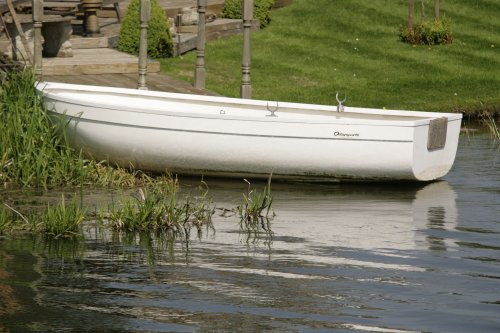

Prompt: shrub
xmin=222 ymin=0 xmax=275 ymax=28
xmin=118 ymin=0 xmax=174 ymax=58
xmin=399 ymin=19 xmax=453 ymax=45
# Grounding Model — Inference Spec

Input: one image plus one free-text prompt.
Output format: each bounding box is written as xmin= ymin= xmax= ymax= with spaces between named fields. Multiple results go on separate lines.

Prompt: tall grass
xmin=0 ymin=70 xmax=86 ymax=187
xmin=161 ymin=0 xmax=500 ymax=114
xmin=0 ymin=70 xmax=149 ymax=188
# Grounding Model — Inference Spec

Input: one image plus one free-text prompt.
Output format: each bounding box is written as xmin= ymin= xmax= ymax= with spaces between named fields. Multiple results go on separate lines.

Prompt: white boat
xmin=36 ymin=81 xmax=462 ymax=182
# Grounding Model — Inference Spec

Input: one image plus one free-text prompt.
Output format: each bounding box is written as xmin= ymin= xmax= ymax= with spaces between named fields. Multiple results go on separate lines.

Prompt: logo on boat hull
xmin=334 ymin=131 xmax=360 ymax=137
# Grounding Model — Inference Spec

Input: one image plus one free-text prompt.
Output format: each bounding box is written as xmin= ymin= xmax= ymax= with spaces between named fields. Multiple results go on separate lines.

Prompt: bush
xmin=399 ymin=19 xmax=453 ymax=45
xmin=118 ymin=0 xmax=173 ymax=58
xmin=222 ymin=0 xmax=275 ymax=28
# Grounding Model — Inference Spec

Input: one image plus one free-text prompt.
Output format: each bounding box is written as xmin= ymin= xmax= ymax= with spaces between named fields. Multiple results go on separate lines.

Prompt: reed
xmin=480 ymin=112 xmax=500 ymax=140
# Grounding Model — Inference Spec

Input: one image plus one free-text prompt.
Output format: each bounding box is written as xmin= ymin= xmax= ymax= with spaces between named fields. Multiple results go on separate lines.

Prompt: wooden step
xmin=172 ymin=33 xmax=197 ymax=56
xmin=172 ymin=18 xmax=260 ymax=55
xmin=42 ymin=48 xmax=160 ymax=75
xmin=70 ymin=35 xmax=118 ymax=49
xmin=177 ymin=18 xmax=259 ymax=40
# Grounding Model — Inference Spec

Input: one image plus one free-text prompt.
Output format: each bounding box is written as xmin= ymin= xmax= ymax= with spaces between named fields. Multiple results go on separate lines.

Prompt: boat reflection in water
xmin=177 ymin=179 xmax=459 ymax=276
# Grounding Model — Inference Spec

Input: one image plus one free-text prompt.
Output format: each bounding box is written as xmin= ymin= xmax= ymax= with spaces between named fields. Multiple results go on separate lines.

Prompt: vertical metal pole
xmin=194 ymin=0 xmax=207 ymax=89
xmin=32 ymin=0 xmax=43 ymax=79
xmin=240 ymin=0 xmax=253 ymax=99
xmin=138 ymin=0 xmax=151 ymax=90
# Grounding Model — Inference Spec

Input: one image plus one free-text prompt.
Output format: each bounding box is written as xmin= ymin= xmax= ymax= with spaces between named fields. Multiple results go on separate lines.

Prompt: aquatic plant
xmin=1 ymin=196 xmax=84 ymax=238
xmin=100 ymin=176 xmax=214 ymax=236
xmin=235 ymin=177 xmax=274 ymax=246
xmin=40 ymin=195 xmax=85 ymax=238
xmin=237 ymin=177 xmax=274 ymax=223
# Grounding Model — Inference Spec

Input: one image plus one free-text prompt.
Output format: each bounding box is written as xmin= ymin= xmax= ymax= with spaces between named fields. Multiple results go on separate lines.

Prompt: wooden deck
xmin=42 ymin=48 xmax=160 ymax=75
xmin=43 ymin=72 xmax=218 ymax=95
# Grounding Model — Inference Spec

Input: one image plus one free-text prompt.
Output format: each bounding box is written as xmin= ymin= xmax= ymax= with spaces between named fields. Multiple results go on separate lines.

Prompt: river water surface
xmin=1 ymin=130 xmax=499 ymax=332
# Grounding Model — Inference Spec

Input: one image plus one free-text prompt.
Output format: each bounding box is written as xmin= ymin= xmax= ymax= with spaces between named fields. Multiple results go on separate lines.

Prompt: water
xmin=1 ymin=130 xmax=499 ymax=333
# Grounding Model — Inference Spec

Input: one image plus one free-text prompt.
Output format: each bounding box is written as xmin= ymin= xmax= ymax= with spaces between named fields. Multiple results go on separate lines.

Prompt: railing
xmin=4 ymin=0 xmax=255 ymax=96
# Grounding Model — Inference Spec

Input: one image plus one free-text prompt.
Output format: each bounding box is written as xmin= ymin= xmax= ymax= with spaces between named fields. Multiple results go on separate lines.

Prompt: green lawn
xmin=160 ymin=0 xmax=499 ymax=114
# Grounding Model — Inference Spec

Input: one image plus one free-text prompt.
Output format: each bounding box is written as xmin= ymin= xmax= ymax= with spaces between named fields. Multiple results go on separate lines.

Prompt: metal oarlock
xmin=336 ymin=92 xmax=346 ymax=112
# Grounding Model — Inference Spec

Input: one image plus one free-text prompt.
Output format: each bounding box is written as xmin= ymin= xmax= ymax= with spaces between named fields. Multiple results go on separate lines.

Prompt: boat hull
xmin=37 ymin=82 xmax=462 ymax=181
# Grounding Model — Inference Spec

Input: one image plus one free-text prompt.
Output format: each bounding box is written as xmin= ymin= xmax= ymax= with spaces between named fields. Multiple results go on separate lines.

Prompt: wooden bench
xmin=4 ymin=13 xmax=73 ymax=58
xmin=15 ymin=0 xmax=123 ymax=21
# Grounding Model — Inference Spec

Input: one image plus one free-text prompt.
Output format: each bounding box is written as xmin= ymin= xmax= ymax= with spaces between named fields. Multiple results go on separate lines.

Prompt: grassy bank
xmin=0 ymin=70 xmax=148 ymax=188
xmin=0 ymin=71 xmax=216 ymax=238
xmin=161 ymin=0 xmax=499 ymax=115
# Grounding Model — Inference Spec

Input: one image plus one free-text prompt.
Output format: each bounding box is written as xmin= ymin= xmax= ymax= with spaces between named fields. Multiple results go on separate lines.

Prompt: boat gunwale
xmin=37 ymin=82 xmax=463 ymax=127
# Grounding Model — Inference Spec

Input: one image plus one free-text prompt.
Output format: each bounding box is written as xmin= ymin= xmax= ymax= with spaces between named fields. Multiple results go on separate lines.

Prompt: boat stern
xmin=411 ymin=114 xmax=462 ymax=181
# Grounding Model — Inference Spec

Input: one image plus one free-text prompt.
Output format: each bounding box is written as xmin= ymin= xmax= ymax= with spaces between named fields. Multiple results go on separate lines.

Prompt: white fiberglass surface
xmin=47 ymin=86 xmax=437 ymax=124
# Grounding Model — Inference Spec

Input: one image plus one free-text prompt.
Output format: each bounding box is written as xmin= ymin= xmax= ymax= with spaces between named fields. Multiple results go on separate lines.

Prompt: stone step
xmin=42 ymin=47 xmax=160 ymax=75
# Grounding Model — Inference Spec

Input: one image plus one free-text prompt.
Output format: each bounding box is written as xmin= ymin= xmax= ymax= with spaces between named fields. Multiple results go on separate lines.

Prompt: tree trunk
xmin=420 ymin=0 xmax=426 ymax=21
xmin=408 ymin=0 xmax=415 ymax=30
xmin=434 ymin=0 xmax=440 ymax=20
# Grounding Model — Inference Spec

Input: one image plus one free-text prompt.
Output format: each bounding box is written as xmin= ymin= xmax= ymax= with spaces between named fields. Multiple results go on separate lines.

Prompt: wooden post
xmin=408 ymin=0 xmax=415 ymax=30
xmin=194 ymin=0 xmax=207 ymax=89
xmin=240 ymin=0 xmax=253 ymax=99
xmin=32 ymin=0 xmax=43 ymax=78
xmin=434 ymin=0 xmax=440 ymax=20
xmin=6 ymin=0 xmax=33 ymax=63
xmin=138 ymin=0 xmax=150 ymax=90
